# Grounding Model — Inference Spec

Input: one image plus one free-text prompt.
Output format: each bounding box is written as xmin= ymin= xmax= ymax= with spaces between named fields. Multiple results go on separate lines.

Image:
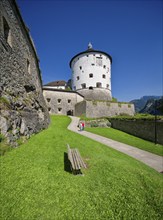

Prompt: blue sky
xmin=17 ymin=0 xmax=162 ymax=102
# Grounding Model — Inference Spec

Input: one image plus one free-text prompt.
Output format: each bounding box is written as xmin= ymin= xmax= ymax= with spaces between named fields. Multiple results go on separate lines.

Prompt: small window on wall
xmin=48 ymin=107 xmax=51 ymax=112
xmin=81 ymin=83 xmax=86 ymax=89
xmin=106 ymin=84 xmax=109 ymax=89
xmin=77 ymin=76 xmax=80 ymax=80
xmin=96 ymin=82 xmax=102 ymax=88
xmin=68 ymin=99 xmax=71 ymax=103
xmin=79 ymin=66 xmax=82 ymax=70
xmin=102 ymin=74 xmax=106 ymax=79
xmin=89 ymin=73 xmax=93 ymax=78
xmin=96 ymin=57 xmax=102 ymax=66
xmin=103 ymin=65 xmax=106 ymax=69
xmin=3 ymin=17 xmax=12 ymax=47
xmin=27 ymin=59 xmax=31 ymax=74
xmin=58 ymin=108 xmax=62 ymax=112
xmin=58 ymin=99 xmax=61 ymax=103
xmin=47 ymin=98 xmax=51 ymax=102
xmin=89 ymin=87 xmax=93 ymax=90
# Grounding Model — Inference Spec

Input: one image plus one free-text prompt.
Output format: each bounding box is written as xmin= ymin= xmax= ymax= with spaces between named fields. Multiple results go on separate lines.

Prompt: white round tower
xmin=69 ymin=43 xmax=112 ymax=101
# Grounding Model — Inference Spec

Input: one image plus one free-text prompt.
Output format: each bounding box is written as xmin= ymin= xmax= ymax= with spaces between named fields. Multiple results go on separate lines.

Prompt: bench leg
xmin=72 ymin=169 xmax=82 ymax=175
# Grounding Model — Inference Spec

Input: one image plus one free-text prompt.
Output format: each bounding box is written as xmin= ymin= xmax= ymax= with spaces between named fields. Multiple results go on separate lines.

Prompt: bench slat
xmin=75 ymin=149 xmax=87 ymax=169
xmin=68 ymin=148 xmax=75 ymax=170
xmin=74 ymin=150 xmax=81 ymax=170
xmin=75 ymin=150 xmax=81 ymax=170
xmin=67 ymin=144 xmax=86 ymax=174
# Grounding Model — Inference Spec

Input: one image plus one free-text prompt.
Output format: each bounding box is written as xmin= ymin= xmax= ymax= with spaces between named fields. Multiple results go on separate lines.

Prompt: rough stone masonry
xmin=0 ymin=0 xmax=50 ymax=146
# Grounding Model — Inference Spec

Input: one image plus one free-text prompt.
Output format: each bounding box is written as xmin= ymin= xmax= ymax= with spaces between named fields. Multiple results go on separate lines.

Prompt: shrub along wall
xmin=110 ymin=119 xmax=163 ymax=145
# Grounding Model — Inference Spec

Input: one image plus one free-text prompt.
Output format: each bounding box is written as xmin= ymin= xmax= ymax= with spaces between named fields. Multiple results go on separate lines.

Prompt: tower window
xmin=48 ymin=107 xmax=51 ymax=112
xmin=103 ymin=65 xmax=106 ymax=69
xmin=89 ymin=73 xmax=93 ymax=78
xmin=77 ymin=76 xmax=80 ymax=80
xmin=81 ymin=83 xmax=86 ymax=89
xmin=58 ymin=99 xmax=61 ymax=103
xmin=3 ymin=17 xmax=12 ymax=47
xmin=91 ymin=63 xmax=95 ymax=66
xmin=96 ymin=82 xmax=102 ymax=88
xmin=96 ymin=57 xmax=102 ymax=66
xmin=102 ymin=74 xmax=106 ymax=79
xmin=68 ymin=99 xmax=71 ymax=103
xmin=58 ymin=108 xmax=62 ymax=112
xmin=106 ymin=84 xmax=109 ymax=89
xmin=79 ymin=66 xmax=82 ymax=70
xmin=47 ymin=98 xmax=51 ymax=102
xmin=89 ymin=87 xmax=93 ymax=90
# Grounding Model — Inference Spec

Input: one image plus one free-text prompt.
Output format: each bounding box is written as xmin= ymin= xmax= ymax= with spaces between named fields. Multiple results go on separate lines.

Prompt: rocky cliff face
xmin=140 ymin=98 xmax=163 ymax=115
xmin=0 ymin=0 xmax=50 ymax=146
xmin=130 ymin=96 xmax=162 ymax=113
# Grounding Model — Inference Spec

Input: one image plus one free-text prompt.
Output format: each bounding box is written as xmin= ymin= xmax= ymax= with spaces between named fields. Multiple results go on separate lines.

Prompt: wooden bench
xmin=67 ymin=144 xmax=87 ymax=175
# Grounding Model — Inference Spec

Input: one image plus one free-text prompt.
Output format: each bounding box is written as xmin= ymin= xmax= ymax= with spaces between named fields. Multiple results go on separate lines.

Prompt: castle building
xmin=70 ymin=43 xmax=112 ymax=101
xmin=43 ymin=44 xmax=135 ymax=118
xmin=44 ymin=80 xmax=67 ymax=90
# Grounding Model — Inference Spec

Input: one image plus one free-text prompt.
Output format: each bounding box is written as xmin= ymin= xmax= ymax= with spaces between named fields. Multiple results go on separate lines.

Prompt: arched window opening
xmin=3 ymin=17 xmax=12 ymax=47
xmin=81 ymin=83 xmax=86 ymax=89
xmin=96 ymin=82 xmax=102 ymax=88
xmin=89 ymin=73 xmax=93 ymax=78
xmin=27 ymin=59 xmax=31 ymax=74
xmin=89 ymin=87 xmax=93 ymax=90
xmin=58 ymin=108 xmax=62 ymax=113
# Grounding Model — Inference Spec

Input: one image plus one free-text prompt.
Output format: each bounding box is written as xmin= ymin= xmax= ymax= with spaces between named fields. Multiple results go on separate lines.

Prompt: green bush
xmin=108 ymin=113 xmax=163 ymax=121
xmin=0 ymin=97 xmax=11 ymax=110
xmin=0 ymin=134 xmax=11 ymax=156
xmin=90 ymin=122 xmax=98 ymax=127
xmin=112 ymin=97 xmax=118 ymax=102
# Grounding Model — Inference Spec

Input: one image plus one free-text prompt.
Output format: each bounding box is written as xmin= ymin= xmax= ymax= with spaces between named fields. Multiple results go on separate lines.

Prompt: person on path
xmin=82 ymin=122 xmax=85 ymax=131
xmin=79 ymin=122 xmax=83 ymax=131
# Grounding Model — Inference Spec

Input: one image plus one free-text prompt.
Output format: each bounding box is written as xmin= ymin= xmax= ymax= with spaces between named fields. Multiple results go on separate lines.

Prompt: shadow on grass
xmin=64 ymin=152 xmax=72 ymax=174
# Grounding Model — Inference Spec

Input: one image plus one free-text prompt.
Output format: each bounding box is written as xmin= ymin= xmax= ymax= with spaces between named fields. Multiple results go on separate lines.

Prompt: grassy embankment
xmin=0 ymin=115 xmax=163 ymax=220
xmin=85 ymin=127 xmax=163 ymax=156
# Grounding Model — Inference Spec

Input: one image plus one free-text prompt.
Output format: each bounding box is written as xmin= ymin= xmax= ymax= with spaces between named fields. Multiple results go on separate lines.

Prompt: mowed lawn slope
xmin=0 ymin=116 xmax=163 ymax=220
xmin=85 ymin=127 xmax=163 ymax=156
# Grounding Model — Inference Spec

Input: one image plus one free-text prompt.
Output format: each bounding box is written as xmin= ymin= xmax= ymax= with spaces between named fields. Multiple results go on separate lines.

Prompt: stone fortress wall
xmin=0 ymin=0 xmax=50 ymax=146
xmin=110 ymin=119 xmax=163 ymax=145
xmin=75 ymin=100 xmax=135 ymax=118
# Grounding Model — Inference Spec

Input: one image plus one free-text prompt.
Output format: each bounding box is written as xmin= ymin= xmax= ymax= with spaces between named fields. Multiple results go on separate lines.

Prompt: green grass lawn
xmin=0 ymin=115 xmax=163 ymax=220
xmin=85 ymin=127 xmax=163 ymax=156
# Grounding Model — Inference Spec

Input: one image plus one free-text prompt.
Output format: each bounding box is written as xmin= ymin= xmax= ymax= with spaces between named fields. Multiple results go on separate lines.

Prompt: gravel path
xmin=68 ymin=116 xmax=163 ymax=173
